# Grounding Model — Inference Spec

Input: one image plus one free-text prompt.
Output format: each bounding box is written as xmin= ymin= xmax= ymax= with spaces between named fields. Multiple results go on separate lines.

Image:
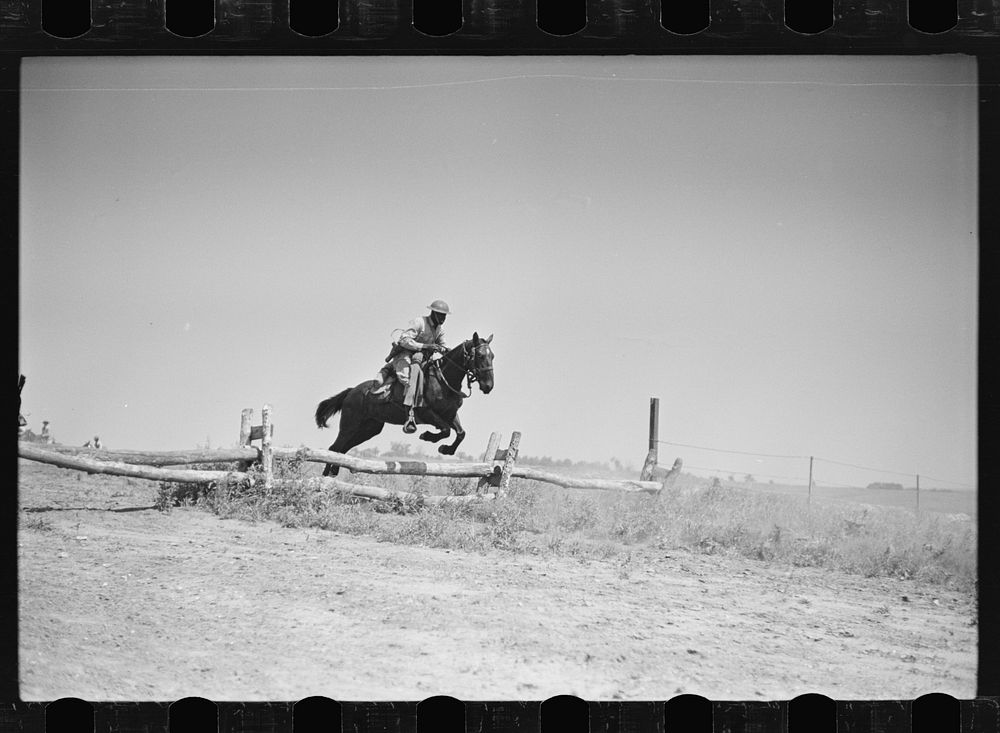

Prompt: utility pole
xmin=640 ymin=397 xmax=660 ymax=482
xmin=808 ymin=456 xmax=814 ymax=505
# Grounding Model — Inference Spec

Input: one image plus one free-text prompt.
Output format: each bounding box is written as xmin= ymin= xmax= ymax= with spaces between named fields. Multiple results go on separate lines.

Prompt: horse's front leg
xmin=418 ymin=427 xmax=450 ymax=443
xmin=418 ymin=409 xmax=451 ymax=444
xmin=438 ymin=413 xmax=465 ymax=456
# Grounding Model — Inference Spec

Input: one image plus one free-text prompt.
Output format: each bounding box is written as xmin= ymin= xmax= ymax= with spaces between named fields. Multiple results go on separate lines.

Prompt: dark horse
xmin=315 ymin=332 xmax=494 ymax=477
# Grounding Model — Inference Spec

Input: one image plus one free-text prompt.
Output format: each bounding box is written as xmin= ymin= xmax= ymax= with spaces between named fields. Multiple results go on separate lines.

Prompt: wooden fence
xmin=17 ymin=399 xmax=683 ymax=504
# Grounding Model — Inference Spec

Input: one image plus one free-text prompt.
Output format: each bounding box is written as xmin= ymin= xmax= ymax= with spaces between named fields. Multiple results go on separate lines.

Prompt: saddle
xmin=368 ymin=358 xmax=435 ymax=406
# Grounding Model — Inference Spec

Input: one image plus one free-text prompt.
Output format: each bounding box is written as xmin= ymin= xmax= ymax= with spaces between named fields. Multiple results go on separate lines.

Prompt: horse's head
xmin=466 ymin=332 xmax=494 ymax=394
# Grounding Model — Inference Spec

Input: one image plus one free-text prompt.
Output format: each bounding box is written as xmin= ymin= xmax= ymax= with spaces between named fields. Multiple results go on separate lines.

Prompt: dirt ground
xmin=17 ymin=460 xmax=977 ymax=702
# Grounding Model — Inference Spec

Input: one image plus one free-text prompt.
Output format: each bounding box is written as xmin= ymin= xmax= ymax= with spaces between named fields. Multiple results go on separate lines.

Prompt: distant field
xmin=503 ymin=461 xmax=976 ymax=518
xmin=711 ymin=481 xmax=975 ymax=517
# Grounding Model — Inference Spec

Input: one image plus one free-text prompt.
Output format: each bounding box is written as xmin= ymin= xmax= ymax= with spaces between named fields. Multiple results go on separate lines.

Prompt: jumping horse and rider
xmin=315 ymin=300 xmax=495 ymax=477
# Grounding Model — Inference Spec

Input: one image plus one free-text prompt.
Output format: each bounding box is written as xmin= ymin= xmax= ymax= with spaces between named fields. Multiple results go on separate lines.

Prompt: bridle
xmin=433 ymin=340 xmax=493 ymax=398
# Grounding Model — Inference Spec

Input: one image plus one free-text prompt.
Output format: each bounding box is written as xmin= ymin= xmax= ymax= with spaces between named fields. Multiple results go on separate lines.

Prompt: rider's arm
xmin=397 ymin=318 xmax=427 ymax=352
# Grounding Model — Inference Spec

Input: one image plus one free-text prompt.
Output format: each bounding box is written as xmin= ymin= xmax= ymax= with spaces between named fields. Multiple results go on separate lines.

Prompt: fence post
xmin=640 ymin=397 xmax=659 ymax=481
xmin=474 ymin=431 xmax=501 ymax=493
xmin=497 ymin=431 xmax=521 ymax=498
xmin=261 ymin=404 xmax=273 ymax=490
xmin=238 ymin=408 xmax=253 ymax=472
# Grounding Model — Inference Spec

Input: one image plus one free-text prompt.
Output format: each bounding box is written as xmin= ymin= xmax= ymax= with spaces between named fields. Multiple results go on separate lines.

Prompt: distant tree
xmin=727 ymin=474 xmax=735 ymax=483
xmin=389 ymin=442 xmax=411 ymax=456
xmin=744 ymin=473 xmax=755 ymax=484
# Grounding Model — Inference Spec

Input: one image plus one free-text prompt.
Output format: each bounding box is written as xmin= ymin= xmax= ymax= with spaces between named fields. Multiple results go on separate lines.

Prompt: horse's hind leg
xmin=324 ymin=420 xmax=384 ymax=477
xmin=323 ymin=429 xmax=351 ymax=476
xmin=348 ymin=420 xmax=384 ymax=454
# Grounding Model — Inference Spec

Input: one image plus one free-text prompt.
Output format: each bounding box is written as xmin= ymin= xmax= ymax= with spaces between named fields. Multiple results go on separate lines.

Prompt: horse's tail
xmin=315 ymin=388 xmax=351 ymax=428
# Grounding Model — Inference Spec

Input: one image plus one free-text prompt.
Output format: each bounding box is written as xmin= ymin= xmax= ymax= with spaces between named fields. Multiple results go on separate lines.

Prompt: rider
xmin=370 ymin=300 xmax=450 ymax=433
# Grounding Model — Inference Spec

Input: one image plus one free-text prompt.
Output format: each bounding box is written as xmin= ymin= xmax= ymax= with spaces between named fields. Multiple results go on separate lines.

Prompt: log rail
xmin=17 ymin=399 xmax=682 ymax=500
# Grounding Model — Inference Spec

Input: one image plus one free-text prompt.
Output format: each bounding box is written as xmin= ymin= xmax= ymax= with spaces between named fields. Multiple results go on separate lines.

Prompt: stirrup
xmin=403 ymin=411 xmax=417 ymax=434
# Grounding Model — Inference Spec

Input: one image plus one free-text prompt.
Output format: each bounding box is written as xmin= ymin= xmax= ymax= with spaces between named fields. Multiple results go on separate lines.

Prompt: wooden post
xmin=497 ymin=431 xmax=521 ymax=498
xmin=651 ymin=457 xmax=683 ymax=495
xmin=474 ymin=431 xmax=501 ymax=493
xmin=640 ymin=397 xmax=660 ymax=481
xmin=261 ymin=404 xmax=273 ymax=490
xmin=239 ymin=409 xmax=253 ymax=447
xmin=238 ymin=408 xmax=253 ymax=471
xmin=807 ymin=456 xmax=814 ymax=506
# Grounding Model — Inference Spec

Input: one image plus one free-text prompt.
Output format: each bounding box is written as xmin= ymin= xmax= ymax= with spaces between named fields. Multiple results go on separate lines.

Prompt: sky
xmin=18 ymin=55 xmax=978 ymax=491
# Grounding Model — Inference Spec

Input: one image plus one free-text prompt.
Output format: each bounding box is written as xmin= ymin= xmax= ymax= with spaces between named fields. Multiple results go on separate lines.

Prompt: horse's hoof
xmin=419 ymin=431 xmax=433 ymax=441
xmin=439 ymin=445 xmax=455 ymax=456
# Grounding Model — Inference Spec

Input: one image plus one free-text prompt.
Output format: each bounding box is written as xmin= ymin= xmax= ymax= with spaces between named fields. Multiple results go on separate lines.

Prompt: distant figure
xmin=83 ymin=439 xmax=92 ymax=448
xmin=93 ymin=435 xmax=102 ymax=450
xmin=40 ymin=421 xmax=51 ymax=444
xmin=18 ymin=374 xmax=26 ymax=436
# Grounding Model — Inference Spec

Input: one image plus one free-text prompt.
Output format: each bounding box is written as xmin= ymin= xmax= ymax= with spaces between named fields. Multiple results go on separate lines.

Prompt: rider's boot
xmin=402 ymin=361 xmax=421 ymax=433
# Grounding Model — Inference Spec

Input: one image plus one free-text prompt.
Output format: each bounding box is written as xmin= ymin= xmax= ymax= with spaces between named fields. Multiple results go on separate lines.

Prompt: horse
xmin=315 ymin=332 xmax=494 ymax=477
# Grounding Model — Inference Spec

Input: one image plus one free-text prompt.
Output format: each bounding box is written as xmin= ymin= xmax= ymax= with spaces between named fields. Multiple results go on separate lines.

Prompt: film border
xmin=2 ymin=1 xmax=998 ymax=731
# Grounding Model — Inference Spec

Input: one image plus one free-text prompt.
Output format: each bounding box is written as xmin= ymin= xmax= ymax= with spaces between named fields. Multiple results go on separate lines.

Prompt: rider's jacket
xmin=397 ymin=316 xmax=446 ymax=353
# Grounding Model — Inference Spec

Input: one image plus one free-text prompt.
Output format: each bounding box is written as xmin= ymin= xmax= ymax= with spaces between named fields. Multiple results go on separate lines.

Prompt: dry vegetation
xmin=155 ymin=453 xmax=977 ymax=594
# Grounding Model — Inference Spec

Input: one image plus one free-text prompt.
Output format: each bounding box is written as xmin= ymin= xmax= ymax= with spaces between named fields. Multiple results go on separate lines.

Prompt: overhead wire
xmin=655 ymin=439 xmax=807 ymax=460
xmin=657 ymin=438 xmax=975 ymax=489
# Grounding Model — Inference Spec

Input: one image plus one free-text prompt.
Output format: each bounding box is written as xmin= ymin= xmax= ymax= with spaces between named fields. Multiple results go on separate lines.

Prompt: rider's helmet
xmin=427 ymin=300 xmax=451 ymax=315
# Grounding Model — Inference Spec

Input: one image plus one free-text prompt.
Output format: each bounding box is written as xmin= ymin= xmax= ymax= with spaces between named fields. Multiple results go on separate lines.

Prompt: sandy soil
xmin=17 ymin=460 xmax=977 ymax=701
